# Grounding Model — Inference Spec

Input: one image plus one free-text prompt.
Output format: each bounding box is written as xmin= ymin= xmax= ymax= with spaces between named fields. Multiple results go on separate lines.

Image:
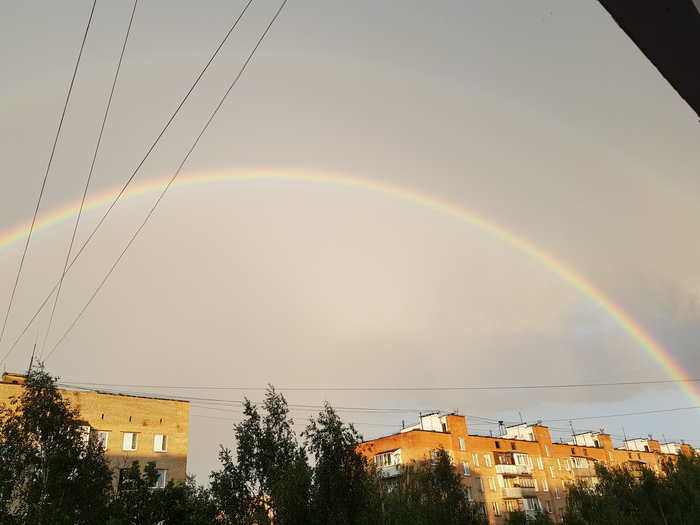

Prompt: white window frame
xmin=152 ymin=469 xmax=167 ymax=489
xmin=95 ymin=430 xmax=109 ymax=450
xmin=484 ymin=454 xmax=492 ymax=468
xmin=492 ymin=501 xmax=501 ymax=516
xmin=549 ymin=465 xmax=556 ymax=478
xmin=122 ymin=432 xmax=138 ymax=451
xmin=458 ymin=437 xmax=466 ymax=451
xmin=536 ymin=456 xmax=544 ymax=469
xmin=554 ymin=486 xmax=561 ymax=499
xmin=154 ymin=434 xmax=168 ymax=452
xmin=466 ymin=485 xmax=474 ymax=501
xmin=542 ymin=477 xmax=549 ymax=491
xmin=476 ymin=476 xmax=484 ymax=492
xmin=472 ymin=452 xmax=480 ymax=467
xmin=488 ymin=477 xmax=497 ymax=492
xmin=462 ymin=461 xmax=470 ymax=476
xmin=544 ymin=444 xmax=551 ymax=457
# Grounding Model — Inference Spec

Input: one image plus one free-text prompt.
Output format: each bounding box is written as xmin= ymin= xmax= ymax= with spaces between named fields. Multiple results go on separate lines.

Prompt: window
xmin=484 ymin=454 xmax=492 ymax=467
xmin=564 ymin=459 xmax=571 ymax=471
xmin=462 ymin=461 xmax=470 ymax=476
xmin=458 ymin=437 xmax=466 ymax=451
xmin=492 ymin=501 xmax=501 ymax=516
xmin=584 ymin=449 xmax=589 ymax=456
xmin=549 ymin=465 xmax=556 ymax=478
xmin=472 ymin=453 xmax=480 ymax=467
xmin=154 ymin=434 xmax=168 ymax=452
xmin=608 ymin=451 xmax=614 ymax=461
xmin=556 ymin=458 xmax=562 ymax=470
xmin=545 ymin=500 xmax=552 ymax=513
xmin=465 ymin=486 xmax=474 ymax=501
xmin=488 ymin=477 xmax=496 ymax=492
xmin=505 ymin=500 xmax=516 ymax=513
xmin=533 ymin=479 xmax=539 ymax=491
xmin=479 ymin=502 xmax=487 ymax=515
xmin=511 ymin=442 xmax=517 ymax=450
xmin=476 ymin=476 xmax=484 ymax=492
xmin=375 ymin=449 xmax=401 ymax=467
xmin=122 ymin=433 xmax=138 ymax=451
xmin=536 ymin=456 xmax=543 ymax=469
xmin=571 ymin=447 xmax=576 ymax=455
xmin=558 ymin=507 xmax=565 ymax=519
xmin=495 ymin=441 xmax=501 ymax=449
xmin=151 ymin=469 xmax=167 ymax=489
xmin=544 ymin=445 xmax=551 ymax=457
xmin=542 ymin=478 xmax=549 ymax=491
xmin=554 ymin=486 xmax=561 ymax=499
xmin=95 ymin=430 xmax=108 ymax=450
xmin=430 ymin=449 xmax=439 ymax=465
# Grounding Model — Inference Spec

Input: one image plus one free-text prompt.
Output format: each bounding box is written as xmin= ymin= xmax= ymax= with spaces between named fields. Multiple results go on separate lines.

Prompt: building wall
xmin=359 ymin=414 xmax=679 ymax=525
xmin=0 ymin=381 xmax=189 ymax=488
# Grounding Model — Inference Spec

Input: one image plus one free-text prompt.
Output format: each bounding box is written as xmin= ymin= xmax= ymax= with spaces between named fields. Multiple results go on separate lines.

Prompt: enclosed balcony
xmin=501 ymin=487 xmax=537 ymax=499
xmin=496 ymin=464 xmax=532 ymax=476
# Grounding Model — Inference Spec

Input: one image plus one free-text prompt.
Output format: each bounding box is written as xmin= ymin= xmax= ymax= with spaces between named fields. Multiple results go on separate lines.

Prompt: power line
xmin=44 ymin=0 xmax=289 ymax=360
xmin=55 ymin=378 xmax=700 ymax=391
xmin=0 ymin=0 xmax=255 ymax=367
xmin=41 ymin=0 xmax=139 ymax=359
xmin=0 ymin=0 xmax=97 ymax=351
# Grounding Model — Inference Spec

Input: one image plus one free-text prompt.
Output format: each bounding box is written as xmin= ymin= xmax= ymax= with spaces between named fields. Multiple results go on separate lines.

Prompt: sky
xmin=1 ymin=0 xmax=700 ymax=481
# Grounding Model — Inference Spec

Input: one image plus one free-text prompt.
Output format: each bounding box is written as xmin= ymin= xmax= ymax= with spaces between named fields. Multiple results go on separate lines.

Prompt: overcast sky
xmin=2 ymin=0 xmax=700 ymax=480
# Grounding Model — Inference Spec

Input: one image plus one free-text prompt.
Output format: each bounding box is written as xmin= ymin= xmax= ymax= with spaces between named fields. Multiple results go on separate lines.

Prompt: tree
xmin=382 ymin=447 xmax=488 ymax=525
xmin=210 ymin=387 xmax=312 ymax=524
xmin=0 ymin=363 xmax=113 ymax=524
xmin=564 ymin=453 xmax=700 ymax=525
xmin=505 ymin=510 xmax=556 ymax=525
xmin=109 ymin=463 xmax=218 ymax=525
xmin=304 ymin=402 xmax=381 ymax=525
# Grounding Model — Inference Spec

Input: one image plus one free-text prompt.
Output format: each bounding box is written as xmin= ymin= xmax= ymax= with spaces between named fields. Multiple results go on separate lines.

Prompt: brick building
xmin=0 ymin=372 xmax=189 ymax=489
xmin=358 ymin=412 xmax=687 ymax=524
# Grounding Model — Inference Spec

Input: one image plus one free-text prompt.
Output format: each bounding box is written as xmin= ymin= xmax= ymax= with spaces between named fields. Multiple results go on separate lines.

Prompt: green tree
xmin=383 ymin=447 xmax=488 ymax=525
xmin=304 ymin=402 xmax=381 ymax=525
xmin=564 ymin=454 xmax=700 ymax=525
xmin=0 ymin=363 xmax=112 ymax=524
xmin=210 ymin=387 xmax=312 ymax=524
xmin=505 ymin=509 xmax=556 ymax=525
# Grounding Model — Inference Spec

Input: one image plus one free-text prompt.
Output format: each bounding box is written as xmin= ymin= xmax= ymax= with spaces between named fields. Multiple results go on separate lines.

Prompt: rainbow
xmin=2 ymin=168 xmax=698 ymax=405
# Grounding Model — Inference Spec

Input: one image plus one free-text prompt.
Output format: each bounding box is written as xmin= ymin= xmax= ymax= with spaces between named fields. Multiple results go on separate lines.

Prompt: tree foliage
xmin=0 ymin=363 xmax=113 ymax=524
xmin=382 ymin=447 xmax=488 ymax=525
xmin=210 ymin=387 xmax=311 ymax=525
xmin=564 ymin=453 xmax=700 ymax=525
xmin=304 ymin=402 xmax=382 ymax=525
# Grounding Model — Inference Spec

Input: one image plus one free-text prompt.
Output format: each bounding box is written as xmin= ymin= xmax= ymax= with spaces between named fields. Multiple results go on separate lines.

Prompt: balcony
xmin=496 ymin=464 xmax=532 ymax=476
xmin=572 ymin=466 xmax=596 ymax=478
xmin=377 ymin=465 xmax=401 ymax=478
xmin=501 ymin=487 xmax=537 ymax=499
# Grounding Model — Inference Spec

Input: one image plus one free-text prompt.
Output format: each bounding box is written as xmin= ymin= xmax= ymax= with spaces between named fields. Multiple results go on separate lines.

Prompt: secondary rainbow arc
xmin=1 ymin=168 xmax=697 ymax=406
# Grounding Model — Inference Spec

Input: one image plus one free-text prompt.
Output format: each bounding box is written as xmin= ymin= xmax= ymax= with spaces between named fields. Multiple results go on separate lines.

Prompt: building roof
xmin=598 ymin=0 xmax=700 ymax=118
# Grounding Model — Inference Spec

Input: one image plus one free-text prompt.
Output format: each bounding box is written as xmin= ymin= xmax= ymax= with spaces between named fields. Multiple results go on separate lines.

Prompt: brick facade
xmin=358 ymin=412 xmax=687 ymax=524
xmin=0 ymin=373 xmax=189 ymax=489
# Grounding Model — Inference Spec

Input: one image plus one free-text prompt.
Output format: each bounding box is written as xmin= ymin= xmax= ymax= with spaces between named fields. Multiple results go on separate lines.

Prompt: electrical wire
xmin=0 ymin=0 xmax=97 ymax=351
xmin=40 ymin=0 xmax=139 ymax=360
xmin=0 ymin=0 xmax=255 ymax=367
xmin=43 ymin=0 xmax=289 ymax=361
xmin=55 ymin=378 xmax=700 ymax=391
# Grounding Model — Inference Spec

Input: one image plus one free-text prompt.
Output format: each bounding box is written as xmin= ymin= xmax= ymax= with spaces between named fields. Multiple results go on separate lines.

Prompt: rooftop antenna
xmin=569 ymin=421 xmax=575 ymax=439
xmin=519 ymin=412 xmax=524 ymax=424
xmin=622 ymin=427 xmax=628 ymax=449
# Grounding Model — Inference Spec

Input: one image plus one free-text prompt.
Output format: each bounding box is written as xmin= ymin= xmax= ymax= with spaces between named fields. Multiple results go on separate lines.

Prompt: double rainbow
xmin=1 ymin=168 xmax=697 ymax=405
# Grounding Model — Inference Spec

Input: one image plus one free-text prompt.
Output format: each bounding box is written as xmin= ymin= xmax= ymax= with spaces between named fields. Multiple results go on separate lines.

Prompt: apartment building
xmin=0 ymin=372 xmax=189 ymax=489
xmin=359 ymin=412 xmax=687 ymax=524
